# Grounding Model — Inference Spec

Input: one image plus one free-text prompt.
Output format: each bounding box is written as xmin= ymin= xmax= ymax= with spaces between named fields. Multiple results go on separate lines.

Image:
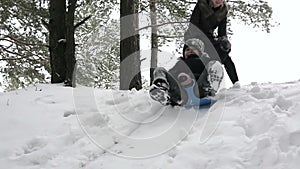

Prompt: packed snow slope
xmin=1 ymin=81 xmax=300 ymax=169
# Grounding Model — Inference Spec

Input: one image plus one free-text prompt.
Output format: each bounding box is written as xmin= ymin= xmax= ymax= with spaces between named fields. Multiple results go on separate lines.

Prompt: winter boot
xmin=149 ymin=78 xmax=171 ymax=105
xmin=206 ymin=60 xmax=224 ymax=95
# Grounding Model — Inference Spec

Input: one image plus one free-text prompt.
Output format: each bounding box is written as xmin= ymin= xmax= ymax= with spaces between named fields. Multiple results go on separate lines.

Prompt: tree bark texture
xmin=49 ymin=0 xmax=77 ymax=87
xmin=150 ymin=0 xmax=158 ymax=85
xmin=120 ymin=0 xmax=142 ymax=90
xmin=65 ymin=0 xmax=77 ymax=86
xmin=49 ymin=0 xmax=66 ymax=83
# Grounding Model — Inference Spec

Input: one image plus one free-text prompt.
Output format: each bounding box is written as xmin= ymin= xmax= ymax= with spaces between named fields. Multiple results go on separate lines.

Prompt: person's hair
xmin=220 ymin=1 xmax=225 ymax=8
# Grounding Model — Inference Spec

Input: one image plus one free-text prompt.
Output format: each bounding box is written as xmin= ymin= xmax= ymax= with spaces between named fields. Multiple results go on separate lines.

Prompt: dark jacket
xmin=169 ymin=55 xmax=206 ymax=81
xmin=184 ymin=0 xmax=239 ymax=85
xmin=168 ymin=55 xmax=211 ymax=99
xmin=185 ymin=0 xmax=228 ymax=41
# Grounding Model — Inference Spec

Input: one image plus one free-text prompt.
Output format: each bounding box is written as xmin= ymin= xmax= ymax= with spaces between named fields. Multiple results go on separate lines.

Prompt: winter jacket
xmin=169 ymin=55 xmax=207 ymax=81
xmin=168 ymin=55 xmax=211 ymax=98
xmin=184 ymin=0 xmax=239 ymax=85
xmin=185 ymin=0 xmax=228 ymax=41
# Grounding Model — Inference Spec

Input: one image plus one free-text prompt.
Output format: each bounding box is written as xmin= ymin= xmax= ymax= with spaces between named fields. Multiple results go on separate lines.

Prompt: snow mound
xmin=1 ymin=81 xmax=300 ymax=169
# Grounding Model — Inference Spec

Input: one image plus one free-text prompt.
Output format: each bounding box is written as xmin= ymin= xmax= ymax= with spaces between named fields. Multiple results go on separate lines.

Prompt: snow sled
xmin=183 ymin=80 xmax=216 ymax=108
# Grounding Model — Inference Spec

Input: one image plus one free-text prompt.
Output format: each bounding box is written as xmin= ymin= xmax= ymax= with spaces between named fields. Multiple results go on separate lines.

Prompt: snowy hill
xmin=1 ymin=82 xmax=300 ymax=169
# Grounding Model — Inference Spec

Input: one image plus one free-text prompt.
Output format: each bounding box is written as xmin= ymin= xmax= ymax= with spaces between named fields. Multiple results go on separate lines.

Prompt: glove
xmin=218 ymin=36 xmax=231 ymax=53
xmin=177 ymin=73 xmax=193 ymax=87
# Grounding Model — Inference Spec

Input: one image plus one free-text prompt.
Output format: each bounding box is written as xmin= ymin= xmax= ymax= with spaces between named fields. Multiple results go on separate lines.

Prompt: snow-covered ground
xmin=1 ymin=81 xmax=300 ymax=169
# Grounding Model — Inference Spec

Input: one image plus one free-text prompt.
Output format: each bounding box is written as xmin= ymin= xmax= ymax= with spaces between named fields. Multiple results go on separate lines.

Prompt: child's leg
xmin=206 ymin=60 xmax=224 ymax=95
xmin=195 ymin=67 xmax=210 ymax=98
xmin=150 ymin=67 xmax=183 ymax=106
xmin=196 ymin=60 xmax=224 ymax=97
xmin=149 ymin=68 xmax=170 ymax=105
xmin=166 ymin=71 xmax=184 ymax=106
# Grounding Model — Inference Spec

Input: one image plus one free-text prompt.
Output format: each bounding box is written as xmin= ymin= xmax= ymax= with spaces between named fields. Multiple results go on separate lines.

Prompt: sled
xmin=183 ymin=80 xmax=216 ymax=108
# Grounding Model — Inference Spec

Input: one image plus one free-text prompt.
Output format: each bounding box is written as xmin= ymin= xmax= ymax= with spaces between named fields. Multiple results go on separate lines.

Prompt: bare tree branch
xmin=74 ymin=15 xmax=92 ymax=29
xmin=137 ymin=21 xmax=189 ymax=32
xmin=3 ymin=34 xmax=48 ymax=47
xmin=157 ymin=35 xmax=184 ymax=38
xmin=41 ymin=19 xmax=49 ymax=30
xmin=0 ymin=46 xmax=48 ymax=62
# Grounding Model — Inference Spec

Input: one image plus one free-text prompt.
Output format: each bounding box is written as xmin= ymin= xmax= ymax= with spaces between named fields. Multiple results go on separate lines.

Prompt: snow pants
xmin=152 ymin=67 xmax=210 ymax=105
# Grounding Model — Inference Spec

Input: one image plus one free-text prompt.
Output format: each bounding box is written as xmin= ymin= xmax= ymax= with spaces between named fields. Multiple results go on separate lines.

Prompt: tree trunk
xmin=150 ymin=0 xmax=158 ymax=85
xmin=120 ymin=0 xmax=142 ymax=90
xmin=65 ymin=0 xmax=77 ymax=87
xmin=48 ymin=0 xmax=78 ymax=87
xmin=49 ymin=0 xmax=66 ymax=83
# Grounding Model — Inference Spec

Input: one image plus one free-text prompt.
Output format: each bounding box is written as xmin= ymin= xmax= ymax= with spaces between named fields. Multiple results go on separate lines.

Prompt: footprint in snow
xmin=34 ymin=95 xmax=56 ymax=104
xmin=13 ymin=137 xmax=48 ymax=157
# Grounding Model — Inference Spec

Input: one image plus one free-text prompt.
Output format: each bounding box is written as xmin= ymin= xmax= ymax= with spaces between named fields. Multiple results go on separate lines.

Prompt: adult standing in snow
xmin=184 ymin=0 xmax=240 ymax=88
xmin=149 ymin=38 xmax=224 ymax=106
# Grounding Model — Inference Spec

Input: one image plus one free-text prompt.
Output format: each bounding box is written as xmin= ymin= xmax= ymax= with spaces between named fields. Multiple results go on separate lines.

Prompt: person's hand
xmin=218 ymin=36 xmax=231 ymax=53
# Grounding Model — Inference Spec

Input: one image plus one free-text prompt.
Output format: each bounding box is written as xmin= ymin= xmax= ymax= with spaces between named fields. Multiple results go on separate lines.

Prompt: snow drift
xmin=1 ymin=81 xmax=300 ymax=169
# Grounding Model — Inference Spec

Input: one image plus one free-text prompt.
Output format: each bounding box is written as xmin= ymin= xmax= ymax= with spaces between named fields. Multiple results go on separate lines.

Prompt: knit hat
xmin=182 ymin=38 xmax=210 ymax=59
xmin=185 ymin=38 xmax=205 ymax=54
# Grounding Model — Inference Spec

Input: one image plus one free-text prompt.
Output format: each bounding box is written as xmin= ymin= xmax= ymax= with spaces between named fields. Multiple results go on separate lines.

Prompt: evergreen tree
xmin=0 ymin=0 xmax=49 ymax=91
xmin=0 ymin=0 xmax=116 ymax=90
xmin=76 ymin=20 xmax=120 ymax=89
xmin=75 ymin=0 xmax=120 ymax=89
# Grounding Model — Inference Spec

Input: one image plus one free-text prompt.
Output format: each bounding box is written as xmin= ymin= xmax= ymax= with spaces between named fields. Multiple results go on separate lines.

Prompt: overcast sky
xmin=229 ymin=0 xmax=300 ymax=85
